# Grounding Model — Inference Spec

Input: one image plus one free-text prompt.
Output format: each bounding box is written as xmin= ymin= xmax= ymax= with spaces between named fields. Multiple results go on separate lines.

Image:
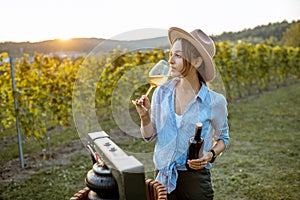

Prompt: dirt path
xmin=0 ymin=128 xmax=134 ymax=187
xmin=0 ymin=139 xmax=88 ymax=186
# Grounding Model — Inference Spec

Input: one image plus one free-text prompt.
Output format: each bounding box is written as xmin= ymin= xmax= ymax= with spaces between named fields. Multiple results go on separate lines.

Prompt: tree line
xmin=213 ymin=20 xmax=300 ymax=47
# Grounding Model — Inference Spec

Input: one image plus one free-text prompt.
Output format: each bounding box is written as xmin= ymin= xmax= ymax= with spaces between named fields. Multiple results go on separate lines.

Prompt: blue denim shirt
xmin=143 ymin=78 xmax=229 ymax=193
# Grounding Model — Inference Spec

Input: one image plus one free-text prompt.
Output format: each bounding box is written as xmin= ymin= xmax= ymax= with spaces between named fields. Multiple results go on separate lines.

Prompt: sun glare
xmin=59 ymin=37 xmax=71 ymax=41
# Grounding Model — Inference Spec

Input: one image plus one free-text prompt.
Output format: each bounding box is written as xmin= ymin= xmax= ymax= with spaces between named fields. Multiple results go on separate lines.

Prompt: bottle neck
xmin=194 ymin=128 xmax=202 ymax=141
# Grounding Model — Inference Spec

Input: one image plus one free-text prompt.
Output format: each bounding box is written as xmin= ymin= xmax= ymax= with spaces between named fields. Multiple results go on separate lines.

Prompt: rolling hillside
xmin=0 ymin=20 xmax=298 ymax=58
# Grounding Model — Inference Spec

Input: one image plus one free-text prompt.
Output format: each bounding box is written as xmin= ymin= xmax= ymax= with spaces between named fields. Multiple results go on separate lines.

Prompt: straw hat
xmin=168 ymin=27 xmax=216 ymax=82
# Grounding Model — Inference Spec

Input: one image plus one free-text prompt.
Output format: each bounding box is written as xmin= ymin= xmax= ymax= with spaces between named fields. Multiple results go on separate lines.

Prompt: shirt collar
xmin=165 ymin=79 xmax=209 ymax=102
xmin=197 ymin=83 xmax=209 ymax=103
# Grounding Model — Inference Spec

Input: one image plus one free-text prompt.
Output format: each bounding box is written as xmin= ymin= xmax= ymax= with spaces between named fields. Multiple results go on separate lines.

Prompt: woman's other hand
xmin=187 ymin=151 xmax=212 ymax=170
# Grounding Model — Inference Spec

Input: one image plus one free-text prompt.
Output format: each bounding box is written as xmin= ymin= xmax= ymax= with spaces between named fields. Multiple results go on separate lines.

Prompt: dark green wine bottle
xmin=186 ymin=122 xmax=204 ymax=171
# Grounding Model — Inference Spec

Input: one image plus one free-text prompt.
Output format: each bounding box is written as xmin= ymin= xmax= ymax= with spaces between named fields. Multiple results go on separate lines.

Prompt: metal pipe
xmin=10 ymin=56 xmax=24 ymax=169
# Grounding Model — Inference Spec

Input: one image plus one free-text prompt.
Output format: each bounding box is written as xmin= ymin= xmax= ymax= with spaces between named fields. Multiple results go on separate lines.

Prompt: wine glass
xmin=146 ymin=60 xmax=170 ymax=96
xmin=132 ymin=60 xmax=170 ymax=111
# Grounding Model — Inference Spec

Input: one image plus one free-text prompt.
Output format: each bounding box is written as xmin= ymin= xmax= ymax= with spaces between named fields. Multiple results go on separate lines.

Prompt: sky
xmin=0 ymin=0 xmax=299 ymax=42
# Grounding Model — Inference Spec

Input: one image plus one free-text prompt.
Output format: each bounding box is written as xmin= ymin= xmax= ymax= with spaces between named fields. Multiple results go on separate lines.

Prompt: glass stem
xmin=145 ymin=86 xmax=154 ymax=97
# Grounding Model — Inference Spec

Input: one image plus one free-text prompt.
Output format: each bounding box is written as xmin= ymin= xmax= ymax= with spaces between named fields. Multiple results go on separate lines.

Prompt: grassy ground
xmin=0 ymin=83 xmax=299 ymax=200
xmin=212 ymin=83 xmax=300 ymax=200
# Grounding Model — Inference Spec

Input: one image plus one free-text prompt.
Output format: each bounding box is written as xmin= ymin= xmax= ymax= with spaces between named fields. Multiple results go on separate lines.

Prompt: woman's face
xmin=169 ymin=40 xmax=184 ymax=77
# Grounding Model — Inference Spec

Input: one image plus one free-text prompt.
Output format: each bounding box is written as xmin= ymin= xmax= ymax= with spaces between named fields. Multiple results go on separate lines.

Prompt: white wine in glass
xmin=145 ymin=60 xmax=170 ymax=96
xmin=133 ymin=60 xmax=170 ymax=111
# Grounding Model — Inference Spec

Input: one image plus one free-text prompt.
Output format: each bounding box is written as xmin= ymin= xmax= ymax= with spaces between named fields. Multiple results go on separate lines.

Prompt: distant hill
xmin=0 ymin=37 xmax=170 ymax=58
xmin=0 ymin=20 xmax=298 ymax=58
xmin=212 ymin=20 xmax=299 ymax=44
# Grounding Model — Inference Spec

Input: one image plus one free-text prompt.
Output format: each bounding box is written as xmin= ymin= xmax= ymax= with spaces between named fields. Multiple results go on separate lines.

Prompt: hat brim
xmin=168 ymin=27 xmax=215 ymax=82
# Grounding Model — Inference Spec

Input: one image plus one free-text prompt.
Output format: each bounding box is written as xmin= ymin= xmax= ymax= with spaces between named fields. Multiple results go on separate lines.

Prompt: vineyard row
xmin=0 ymin=42 xmax=299 ymax=144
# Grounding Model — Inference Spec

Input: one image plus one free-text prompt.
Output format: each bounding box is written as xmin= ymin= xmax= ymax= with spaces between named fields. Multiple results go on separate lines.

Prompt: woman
xmin=133 ymin=27 xmax=229 ymax=200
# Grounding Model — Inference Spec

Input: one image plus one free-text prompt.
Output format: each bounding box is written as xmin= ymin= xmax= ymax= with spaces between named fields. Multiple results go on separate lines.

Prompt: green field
xmin=0 ymin=83 xmax=299 ymax=200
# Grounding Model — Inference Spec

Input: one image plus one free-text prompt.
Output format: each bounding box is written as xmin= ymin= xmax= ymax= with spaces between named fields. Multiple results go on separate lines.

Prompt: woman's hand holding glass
xmin=133 ymin=95 xmax=151 ymax=117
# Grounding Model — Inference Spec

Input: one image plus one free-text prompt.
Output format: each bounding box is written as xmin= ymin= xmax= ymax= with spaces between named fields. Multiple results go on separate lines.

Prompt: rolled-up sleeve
xmin=211 ymin=94 xmax=230 ymax=147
